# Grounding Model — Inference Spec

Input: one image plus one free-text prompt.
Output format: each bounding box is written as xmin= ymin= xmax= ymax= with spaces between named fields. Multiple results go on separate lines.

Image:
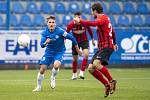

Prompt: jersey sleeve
xmin=63 ymin=31 xmax=77 ymax=45
xmin=40 ymin=31 xmax=47 ymax=48
xmin=80 ymin=19 xmax=105 ymax=26
xmin=112 ymin=28 xmax=116 ymax=45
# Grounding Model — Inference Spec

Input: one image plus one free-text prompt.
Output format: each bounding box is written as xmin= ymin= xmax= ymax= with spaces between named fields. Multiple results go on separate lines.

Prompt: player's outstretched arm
xmin=63 ymin=31 xmax=82 ymax=56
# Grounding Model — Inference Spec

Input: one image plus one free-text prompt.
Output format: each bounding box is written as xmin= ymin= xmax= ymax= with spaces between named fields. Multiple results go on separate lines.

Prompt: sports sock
xmin=72 ymin=61 xmax=77 ymax=73
xmin=37 ymin=72 xmax=44 ymax=88
xmin=51 ymin=67 xmax=59 ymax=77
xmin=81 ymin=58 xmax=88 ymax=71
xmin=99 ymin=66 xmax=112 ymax=81
xmin=91 ymin=69 xmax=108 ymax=86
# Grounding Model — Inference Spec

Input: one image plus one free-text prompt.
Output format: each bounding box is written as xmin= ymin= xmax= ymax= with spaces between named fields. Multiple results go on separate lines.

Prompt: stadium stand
xmin=123 ymin=2 xmax=136 ymax=14
xmin=26 ymin=2 xmax=39 ymax=14
xmin=109 ymin=2 xmax=121 ymax=14
xmin=40 ymin=2 xmax=53 ymax=14
xmin=132 ymin=15 xmax=144 ymax=26
xmin=0 ymin=15 xmax=4 ymax=26
xmin=12 ymin=2 xmax=25 ymax=14
xmin=68 ymin=2 xmax=80 ymax=13
xmin=55 ymin=2 xmax=66 ymax=14
xmin=0 ymin=0 xmax=149 ymax=30
xmin=118 ymin=15 xmax=130 ymax=26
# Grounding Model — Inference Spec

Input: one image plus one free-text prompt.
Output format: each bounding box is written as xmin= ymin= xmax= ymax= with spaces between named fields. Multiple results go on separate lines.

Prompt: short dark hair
xmin=46 ymin=15 xmax=56 ymax=22
xmin=74 ymin=12 xmax=82 ymax=16
xmin=91 ymin=2 xmax=103 ymax=14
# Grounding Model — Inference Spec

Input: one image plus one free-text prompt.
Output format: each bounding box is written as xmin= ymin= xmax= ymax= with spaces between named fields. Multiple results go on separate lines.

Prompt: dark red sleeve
xmin=66 ymin=21 xmax=73 ymax=33
xmin=80 ymin=19 xmax=105 ymax=27
xmin=112 ymin=28 xmax=116 ymax=45
xmin=87 ymin=26 xmax=93 ymax=38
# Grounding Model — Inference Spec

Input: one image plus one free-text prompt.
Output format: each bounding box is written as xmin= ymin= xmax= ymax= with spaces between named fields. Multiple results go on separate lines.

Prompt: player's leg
xmin=50 ymin=52 xmax=63 ymax=89
xmin=88 ymin=51 xmax=110 ymax=97
xmin=50 ymin=60 xmax=61 ymax=89
xmin=71 ymin=55 xmax=78 ymax=80
xmin=71 ymin=45 xmax=78 ymax=80
xmin=79 ymin=40 xmax=89 ymax=79
xmin=33 ymin=56 xmax=51 ymax=92
xmin=96 ymin=49 xmax=117 ymax=94
xmin=79 ymin=49 xmax=89 ymax=79
xmin=32 ymin=64 xmax=46 ymax=92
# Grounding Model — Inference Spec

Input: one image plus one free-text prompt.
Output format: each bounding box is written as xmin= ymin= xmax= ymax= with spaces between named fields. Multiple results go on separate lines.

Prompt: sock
xmin=99 ymin=66 xmax=113 ymax=81
xmin=51 ymin=67 xmax=59 ymax=77
xmin=37 ymin=72 xmax=44 ymax=88
xmin=72 ymin=61 xmax=77 ymax=73
xmin=91 ymin=69 xmax=109 ymax=86
xmin=81 ymin=58 xmax=88 ymax=71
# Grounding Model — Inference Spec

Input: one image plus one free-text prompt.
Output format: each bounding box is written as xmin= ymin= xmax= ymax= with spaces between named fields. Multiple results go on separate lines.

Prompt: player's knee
xmin=93 ymin=59 xmax=103 ymax=69
xmin=39 ymin=65 xmax=46 ymax=74
xmin=54 ymin=60 xmax=61 ymax=69
xmin=88 ymin=64 xmax=94 ymax=73
xmin=83 ymin=50 xmax=89 ymax=58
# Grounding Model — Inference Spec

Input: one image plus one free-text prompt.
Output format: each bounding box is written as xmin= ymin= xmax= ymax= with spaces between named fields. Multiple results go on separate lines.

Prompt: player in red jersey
xmin=74 ymin=3 xmax=118 ymax=97
xmin=66 ymin=12 xmax=95 ymax=80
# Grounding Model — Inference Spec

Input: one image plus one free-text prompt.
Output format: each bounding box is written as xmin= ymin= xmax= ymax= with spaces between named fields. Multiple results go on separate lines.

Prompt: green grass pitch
xmin=0 ymin=68 xmax=150 ymax=100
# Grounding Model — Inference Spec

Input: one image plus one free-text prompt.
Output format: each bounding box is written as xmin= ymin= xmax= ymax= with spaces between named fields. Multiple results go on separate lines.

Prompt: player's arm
xmin=63 ymin=31 xmax=82 ymax=56
xmin=74 ymin=17 xmax=104 ymax=26
xmin=112 ymin=28 xmax=118 ymax=51
xmin=40 ymin=32 xmax=52 ymax=48
xmin=87 ymin=26 xmax=95 ymax=46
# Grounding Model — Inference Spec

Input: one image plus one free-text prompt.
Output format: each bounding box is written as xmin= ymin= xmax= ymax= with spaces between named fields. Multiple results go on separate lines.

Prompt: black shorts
xmin=72 ymin=40 xmax=89 ymax=55
xmin=91 ymin=48 xmax=113 ymax=65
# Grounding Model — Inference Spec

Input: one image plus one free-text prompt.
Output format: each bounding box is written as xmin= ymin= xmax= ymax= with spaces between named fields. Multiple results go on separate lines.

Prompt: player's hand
xmin=113 ymin=44 xmax=118 ymax=51
xmin=92 ymin=38 xmax=95 ymax=46
xmin=45 ymin=38 xmax=51 ymax=44
xmin=75 ymin=45 xmax=82 ymax=56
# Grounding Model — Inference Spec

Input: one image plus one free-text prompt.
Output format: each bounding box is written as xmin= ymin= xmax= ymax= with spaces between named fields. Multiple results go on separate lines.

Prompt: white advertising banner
xmin=0 ymin=31 xmax=96 ymax=64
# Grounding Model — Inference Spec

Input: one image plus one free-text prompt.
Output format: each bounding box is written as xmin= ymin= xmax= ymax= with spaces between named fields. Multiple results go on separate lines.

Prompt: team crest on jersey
xmin=55 ymin=35 xmax=59 ymax=39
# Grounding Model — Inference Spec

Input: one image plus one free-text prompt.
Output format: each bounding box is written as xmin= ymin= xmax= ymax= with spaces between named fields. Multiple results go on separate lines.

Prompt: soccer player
xmin=74 ymin=3 xmax=118 ymax=97
xmin=66 ymin=12 xmax=95 ymax=80
xmin=33 ymin=15 xmax=82 ymax=92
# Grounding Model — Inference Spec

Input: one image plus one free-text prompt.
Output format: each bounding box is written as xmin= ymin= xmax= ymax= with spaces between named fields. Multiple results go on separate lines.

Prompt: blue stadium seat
xmin=55 ymin=15 xmax=61 ymax=26
xmin=0 ymin=2 xmax=7 ymax=13
xmin=40 ymin=2 xmax=53 ymax=14
xmin=137 ymin=3 xmax=149 ymax=14
xmin=123 ymin=2 xmax=136 ymax=14
xmin=33 ymin=14 xmax=45 ymax=26
xmin=118 ymin=15 xmax=130 ymax=26
xmin=10 ymin=15 xmax=19 ymax=26
xmin=109 ymin=15 xmax=117 ymax=26
xmin=20 ymin=14 xmax=33 ymax=26
xmin=81 ymin=15 xmax=87 ymax=20
xmin=55 ymin=2 xmax=66 ymax=14
xmin=12 ymin=2 xmax=24 ymax=14
xmin=131 ymin=15 xmax=144 ymax=26
xmin=109 ymin=2 xmax=121 ymax=14
xmin=82 ymin=2 xmax=91 ymax=14
xmin=26 ymin=2 xmax=39 ymax=14
xmin=145 ymin=15 xmax=150 ymax=26
xmin=62 ymin=15 xmax=73 ymax=26
xmin=101 ymin=3 xmax=108 ymax=14
xmin=0 ymin=16 xmax=4 ymax=26
xmin=68 ymin=2 xmax=80 ymax=13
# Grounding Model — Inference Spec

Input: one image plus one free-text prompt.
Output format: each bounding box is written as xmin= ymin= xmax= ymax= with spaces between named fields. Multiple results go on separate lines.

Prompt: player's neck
xmin=49 ymin=29 xmax=54 ymax=32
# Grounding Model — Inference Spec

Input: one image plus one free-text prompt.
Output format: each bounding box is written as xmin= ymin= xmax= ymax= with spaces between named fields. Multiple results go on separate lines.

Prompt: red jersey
xmin=66 ymin=21 xmax=93 ymax=43
xmin=80 ymin=14 xmax=116 ymax=51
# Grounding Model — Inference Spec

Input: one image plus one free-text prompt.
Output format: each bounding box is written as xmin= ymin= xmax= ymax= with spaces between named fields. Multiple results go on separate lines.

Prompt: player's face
xmin=47 ymin=19 xmax=56 ymax=31
xmin=91 ymin=10 xmax=97 ymax=19
xmin=74 ymin=15 xmax=81 ymax=25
